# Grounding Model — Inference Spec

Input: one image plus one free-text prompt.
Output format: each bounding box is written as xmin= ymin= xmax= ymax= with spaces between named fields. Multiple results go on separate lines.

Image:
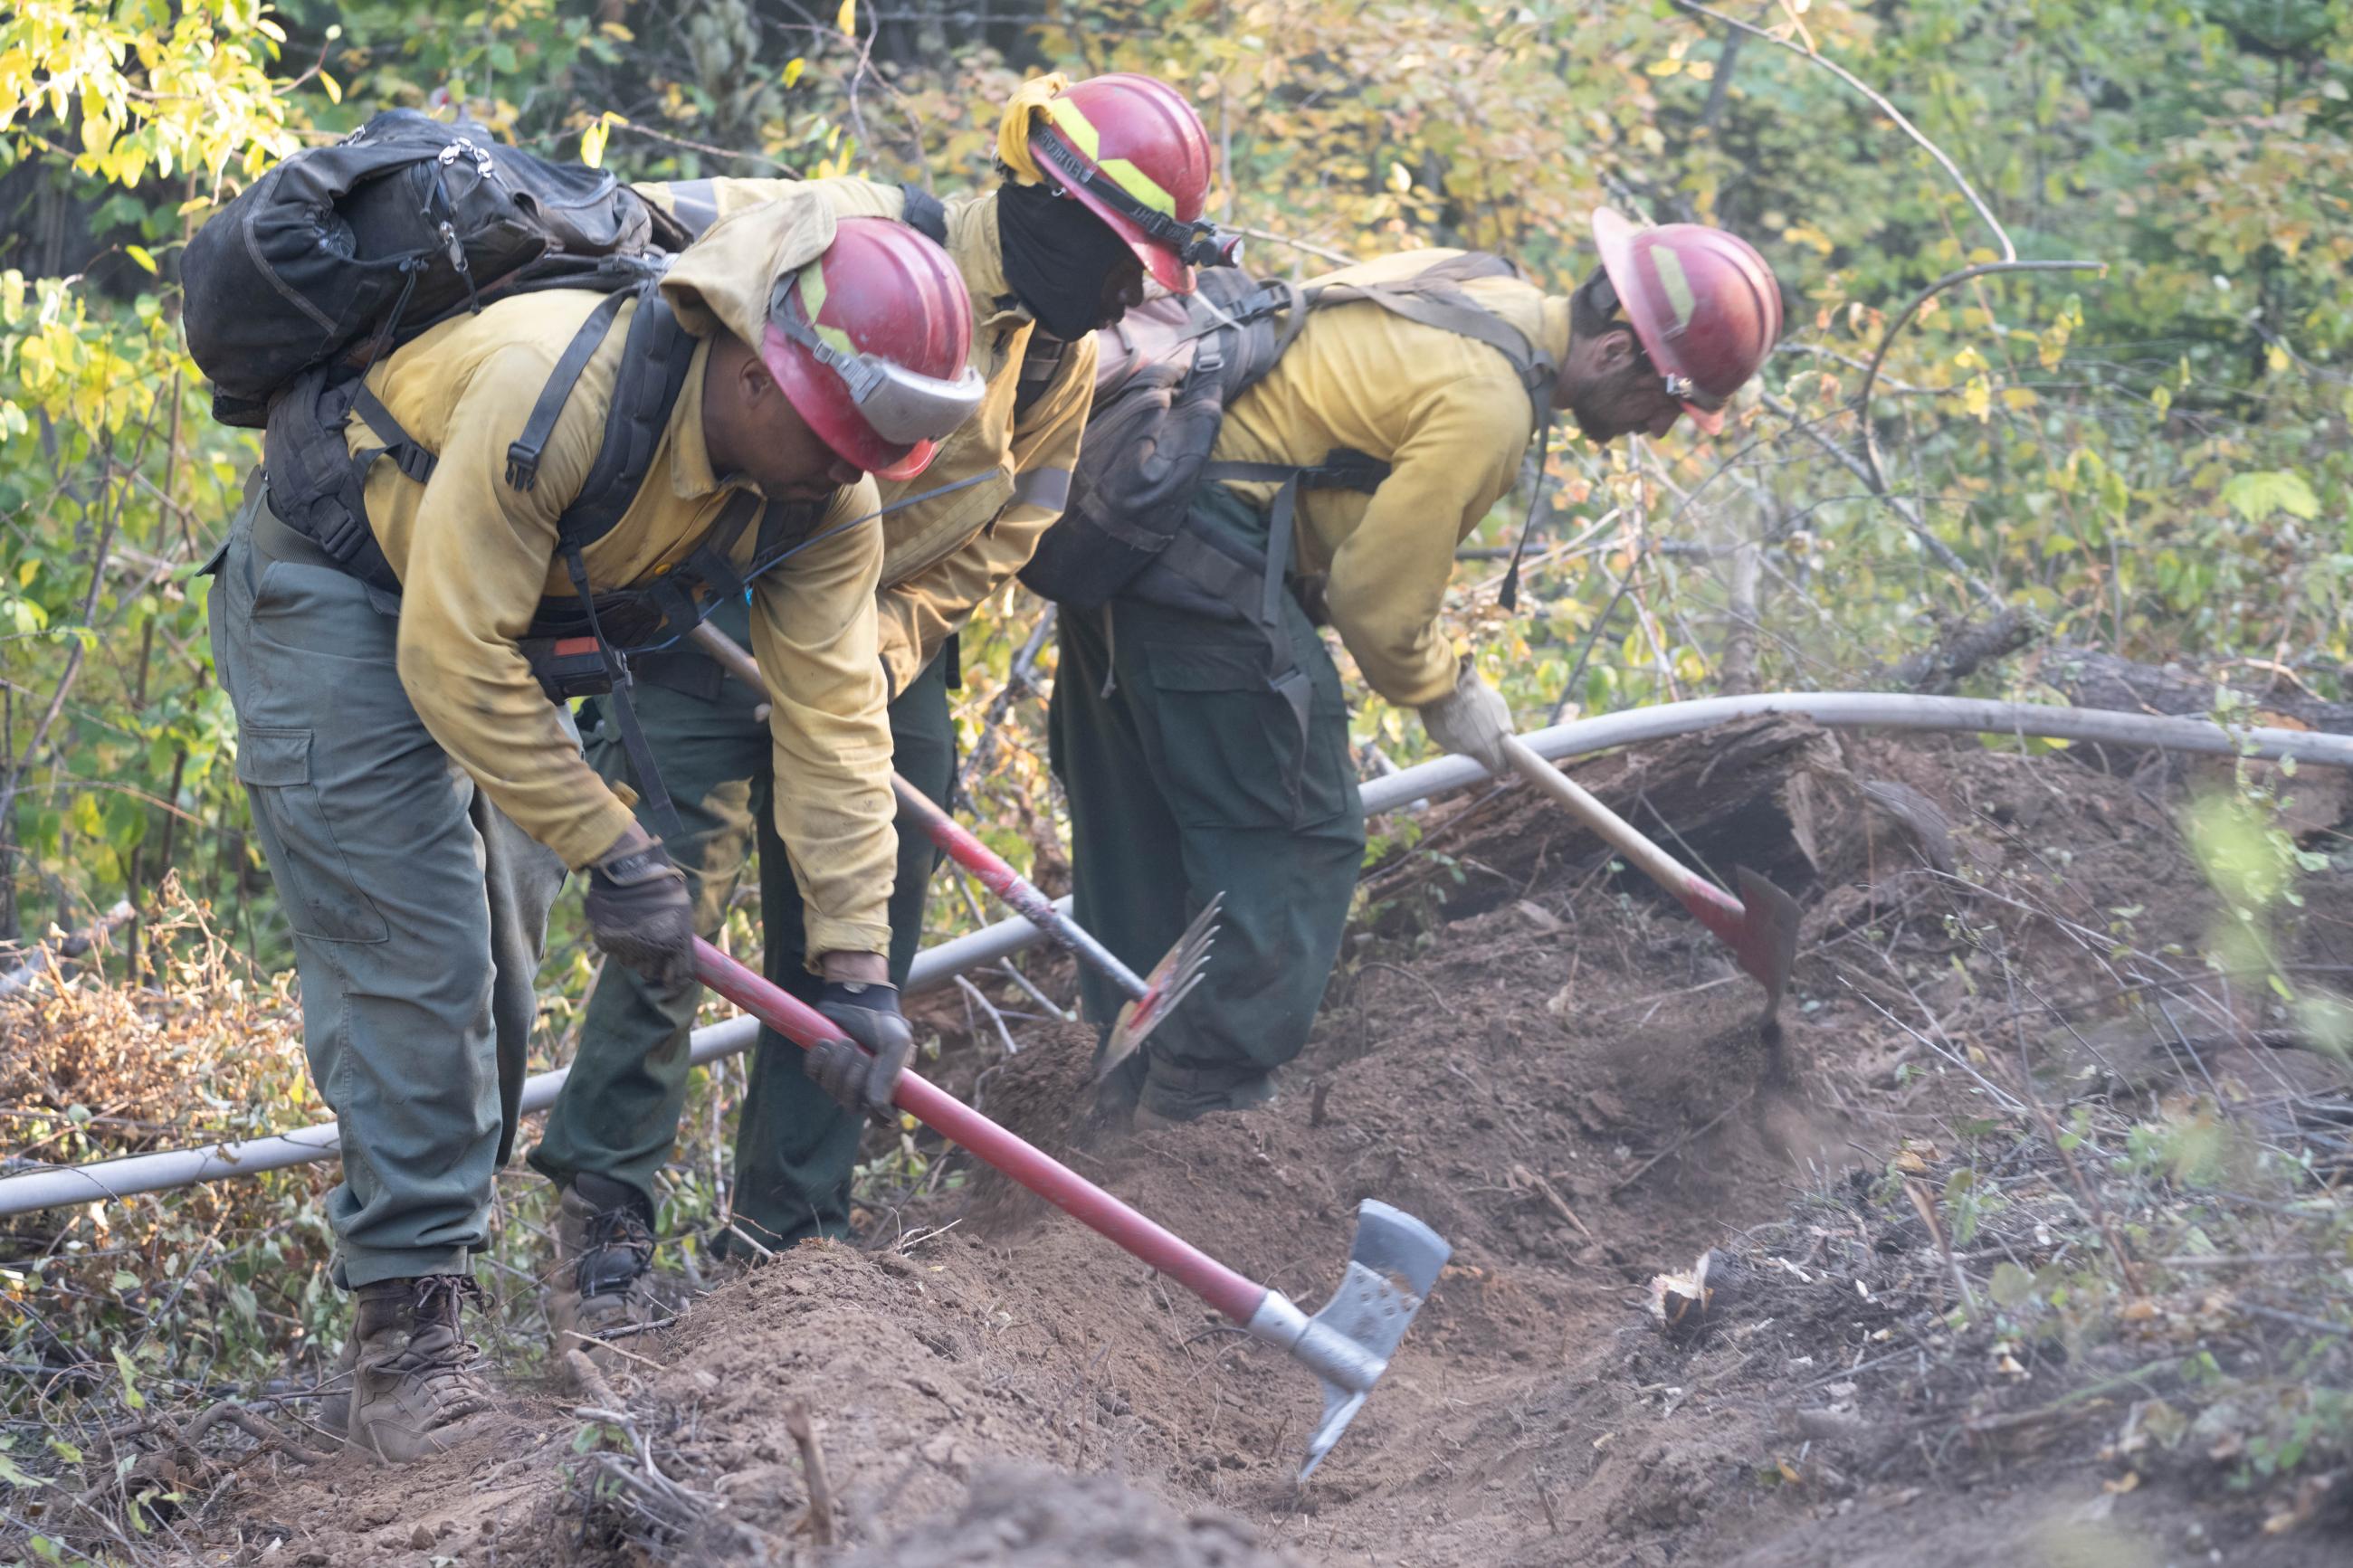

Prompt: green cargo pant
xmin=206 ymin=480 xmax=569 ymax=1288
xmin=528 ymin=598 xmax=953 ymax=1250
xmin=1048 ymin=489 xmax=1367 ymax=1120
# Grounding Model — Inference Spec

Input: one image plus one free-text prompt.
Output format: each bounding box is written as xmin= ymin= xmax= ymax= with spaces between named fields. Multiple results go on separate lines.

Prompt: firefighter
xmin=1054 ymin=211 xmax=1783 ymax=1126
xmin=525 ymin=72 xmax=1224 ymax=1354
xmin=206 ymin=196 xmax=982 ymax=1462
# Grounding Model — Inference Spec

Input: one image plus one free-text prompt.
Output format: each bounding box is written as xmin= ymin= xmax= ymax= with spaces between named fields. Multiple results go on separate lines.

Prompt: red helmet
xmin=759 ymin=217 xmax=986 ymax=481
xmin=1028 ymin=73 xmax=1226 ymax=295
xmin=1592 ymin=208 xmax=1782 ymax=435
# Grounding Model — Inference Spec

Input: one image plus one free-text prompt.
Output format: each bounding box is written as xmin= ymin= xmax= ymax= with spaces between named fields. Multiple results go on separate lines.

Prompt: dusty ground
xmin=171 ymin=722 xmax=2353 ymax=1566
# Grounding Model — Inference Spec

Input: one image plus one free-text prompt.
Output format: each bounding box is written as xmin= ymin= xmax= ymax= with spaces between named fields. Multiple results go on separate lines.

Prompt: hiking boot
xmin=346 ymin=1275 xmax=506 ymax=1464
xmin=548 ymin=1174 xmax=662 ymax=1381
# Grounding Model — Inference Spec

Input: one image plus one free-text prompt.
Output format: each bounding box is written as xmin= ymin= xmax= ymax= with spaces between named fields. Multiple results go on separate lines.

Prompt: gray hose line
xmin=3 ymin=690 xmax=2339 ymax=1218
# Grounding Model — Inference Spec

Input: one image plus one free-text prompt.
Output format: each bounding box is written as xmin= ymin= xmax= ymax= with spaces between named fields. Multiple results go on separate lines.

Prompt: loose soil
xmin=194 ymin=722 xmax=2353 ymax=1566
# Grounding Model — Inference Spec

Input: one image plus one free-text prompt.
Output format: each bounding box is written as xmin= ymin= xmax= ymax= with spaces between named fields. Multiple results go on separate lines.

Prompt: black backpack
xmin=1019 ymin=252 xmax=1556 ymax=611
xmin=184 ymin=109 xmax=691 ymax=428
xmin=187 ymin=113 xmax=757 ymax=838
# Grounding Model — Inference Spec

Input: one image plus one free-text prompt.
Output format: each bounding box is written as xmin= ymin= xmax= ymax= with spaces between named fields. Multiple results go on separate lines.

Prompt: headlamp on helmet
xmin=1028 ymin=132 xmax=1241 ymax=271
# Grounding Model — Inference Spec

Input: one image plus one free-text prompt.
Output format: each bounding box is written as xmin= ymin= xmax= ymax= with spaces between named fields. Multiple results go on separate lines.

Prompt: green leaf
xmin=1988 ymin=1261 xmax=2037 ymax=1309
xmin=112 ymin=1344 xmax=145 ymax=1411
xmin=0 ymin=1449 xmax=45 ymax=1488
xmin=2220 ymin=470 xmax=2320 ymax=524
xmin=111 ymin=1270 xmax=139 ymax=1294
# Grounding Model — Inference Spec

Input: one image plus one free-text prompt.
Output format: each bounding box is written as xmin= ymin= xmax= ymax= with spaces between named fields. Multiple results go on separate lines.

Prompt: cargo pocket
xmin=1144 ymin=641 xmax=1344 ymax=832
xmin=235 ymin=727 xmax=392 ymax=945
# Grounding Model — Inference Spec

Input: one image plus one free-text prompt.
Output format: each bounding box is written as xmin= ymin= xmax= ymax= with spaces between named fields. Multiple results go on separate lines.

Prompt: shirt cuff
xmin=801 ymin=913 xmax=892 ymax=969
xmin=551 ymin=794 xmax=643 ymax=872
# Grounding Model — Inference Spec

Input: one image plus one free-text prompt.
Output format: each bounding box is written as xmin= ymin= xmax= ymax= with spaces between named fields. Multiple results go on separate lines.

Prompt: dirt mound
xmin=184 ymin=722 xmax=2353 ymax=1568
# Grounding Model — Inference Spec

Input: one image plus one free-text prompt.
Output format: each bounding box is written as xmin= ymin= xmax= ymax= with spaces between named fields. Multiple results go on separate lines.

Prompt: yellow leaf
xmin=2001 ymin=387 xmax=2037 ymax=411
xmin=784 ymin=57 xmax=805 ymax=89
xmin=1386 ymin=161 xmax=1412 ymax=193
xmin=124 ymin=244 xmax=157 ymax=275
xmin=320 ymin=70 xmax=341 ymax=105
xmin=837 ymin=0 xmax=856 ymax=33
xmin=579 ymin=118 xmax=609 ymax=169
xmin=1964 ymin=376 xmax=1992 ymax=421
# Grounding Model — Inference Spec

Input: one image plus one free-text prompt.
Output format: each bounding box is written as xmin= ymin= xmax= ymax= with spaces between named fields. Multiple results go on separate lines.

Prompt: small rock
xmin=409 ymin=1524 xmax=434 ymax=1551
xmin=1796 ymin=1408 xmax=1872 ymax=1442
xmin=691 ymin=1369 xmax=719 ymax=1392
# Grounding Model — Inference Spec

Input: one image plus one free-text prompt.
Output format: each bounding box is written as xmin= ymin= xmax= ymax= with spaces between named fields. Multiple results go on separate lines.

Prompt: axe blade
xmin=1281 ymin=1201 xmax=1452 ymax=1478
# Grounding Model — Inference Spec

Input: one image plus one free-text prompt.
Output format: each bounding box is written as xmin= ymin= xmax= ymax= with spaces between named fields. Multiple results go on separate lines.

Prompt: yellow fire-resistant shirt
xmin=1212 ymin=250 xmax=1571 ymax=708
xmin=347 ymin=191 xmax=898 ymax=959
xmin=637 ymin=176 xmax=1097 ymax=696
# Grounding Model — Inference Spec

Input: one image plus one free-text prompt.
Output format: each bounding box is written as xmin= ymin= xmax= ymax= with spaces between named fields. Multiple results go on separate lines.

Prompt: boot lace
xmin=402 ymin=1275 xmax=493 ymax=1418
xmin=578 ymin=1206 xmax=656 ymax=1298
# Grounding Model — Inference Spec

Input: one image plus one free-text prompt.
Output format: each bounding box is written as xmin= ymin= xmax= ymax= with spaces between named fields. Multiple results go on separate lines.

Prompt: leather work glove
xmin=1418 ymin=660 xmax=1516 ymax=775
xmin=808 ymin=981 xmax=913 ymax=1122
xmin=583 ymin=826 xmax=697 ymax=989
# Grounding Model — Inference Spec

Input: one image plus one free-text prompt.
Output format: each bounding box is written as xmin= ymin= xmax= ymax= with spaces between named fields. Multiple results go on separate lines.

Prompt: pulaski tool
xmin=691 ymin=936 xmax=1447 ymax=1477
xmin=1497 ymin=735 xmax=1801 ymax=1019
xmin=687 ymin=619 xmax=1217 ymax=1064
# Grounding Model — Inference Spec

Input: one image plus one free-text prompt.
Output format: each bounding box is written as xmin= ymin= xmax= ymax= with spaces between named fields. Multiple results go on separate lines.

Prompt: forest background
xmin=1 ymin=0 xmax=2349 ymax=1525
xmin=4 ymin=0 xmax=2348 ymax=980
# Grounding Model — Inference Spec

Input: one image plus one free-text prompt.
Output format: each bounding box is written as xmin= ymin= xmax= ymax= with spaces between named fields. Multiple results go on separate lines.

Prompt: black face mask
xmin=996 ymin=178 xmax=1136 ymax=340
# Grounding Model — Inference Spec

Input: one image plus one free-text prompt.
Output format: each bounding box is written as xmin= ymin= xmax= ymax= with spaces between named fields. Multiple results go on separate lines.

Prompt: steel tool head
xmin=1245 ymin=1200 xmax=1451 ymax=1478
xmin=1732 ymin=865 xmax=1802 ymax=1021
xmin=1679 ymin=865 xmax=1803 ymax=1020
xmin=1095 ymin=892 xmax=1221 ymax=1083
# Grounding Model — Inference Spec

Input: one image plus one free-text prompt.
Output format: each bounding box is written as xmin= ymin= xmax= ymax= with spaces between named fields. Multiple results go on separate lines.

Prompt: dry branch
xmin=784 ymin=1401 xmax=837 ymax=1545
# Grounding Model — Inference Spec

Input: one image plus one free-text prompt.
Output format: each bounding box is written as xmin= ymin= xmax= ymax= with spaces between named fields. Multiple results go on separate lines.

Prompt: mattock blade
xmin=1096 ymin=892 xmax=1223 ymax=1083
xmin=1269 ymin=1200 xmax=1451 ymax=1478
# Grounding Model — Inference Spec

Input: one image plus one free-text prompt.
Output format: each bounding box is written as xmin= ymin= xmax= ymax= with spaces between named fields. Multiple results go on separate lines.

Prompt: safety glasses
xmin=1030 ymin=133 xmax=1242 ymax=270
xmin=767 ymin=281 xmax=987 ymax=445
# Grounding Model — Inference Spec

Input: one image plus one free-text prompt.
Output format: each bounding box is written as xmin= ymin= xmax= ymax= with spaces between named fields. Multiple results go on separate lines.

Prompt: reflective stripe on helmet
xmin=788 ymin=261 xmax=858 ymax=357
xmin=1649 ymin=247 xmax=1698 ymax=337
xmin=1040 ymin=95 xmax=1177 ymax=215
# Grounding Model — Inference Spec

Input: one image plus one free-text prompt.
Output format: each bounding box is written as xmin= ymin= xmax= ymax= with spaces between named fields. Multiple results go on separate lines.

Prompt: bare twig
xmin=955 ymin=973 xmax=1022 ymax=1056
xmin=565 ymin=1348 xmax=623 ymax=1411
xmin=1231 ymin=225 xmax=1354 ymax=265
xmin=1510 ymin=1163 xmax=1596 ymax=1240
xmin=609 ymin=119 xmax=798 ymax=171
xmin=1669 ymin=0 xmax=2016 ymax=260
xmin=784 ymin=1401 xmax=837 ymax=1544
xmin=1903 ymin=1176 xmax=1981 ymax=1320
xmin=1613 ymin=1089 xmax=1756 ymax=1193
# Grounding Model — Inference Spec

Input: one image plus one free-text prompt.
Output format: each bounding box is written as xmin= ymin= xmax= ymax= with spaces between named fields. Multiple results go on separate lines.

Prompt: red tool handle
xmin=691 ymin=937 xmax=1267 ymax=1326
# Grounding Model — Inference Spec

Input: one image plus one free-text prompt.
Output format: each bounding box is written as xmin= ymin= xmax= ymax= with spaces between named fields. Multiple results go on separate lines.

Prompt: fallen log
xmin=2037 ymin=644 xmax=2353 ymax=735
xmin=2034 ymin=645 xmax=2352 ymax=831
